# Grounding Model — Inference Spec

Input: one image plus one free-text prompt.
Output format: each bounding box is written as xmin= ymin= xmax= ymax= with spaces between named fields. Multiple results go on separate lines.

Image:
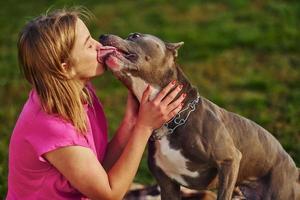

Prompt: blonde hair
xmin=18 ymin=8 xmax=93 ymax=133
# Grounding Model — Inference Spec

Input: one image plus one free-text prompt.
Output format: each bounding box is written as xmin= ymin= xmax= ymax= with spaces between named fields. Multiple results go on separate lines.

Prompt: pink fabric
xmin=7 ymin=83 xmax=108 ymax=199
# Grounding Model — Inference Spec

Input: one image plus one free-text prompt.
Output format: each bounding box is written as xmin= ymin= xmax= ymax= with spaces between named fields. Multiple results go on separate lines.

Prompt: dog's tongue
xmin=97 ymin=46 xmax=117 ymax=63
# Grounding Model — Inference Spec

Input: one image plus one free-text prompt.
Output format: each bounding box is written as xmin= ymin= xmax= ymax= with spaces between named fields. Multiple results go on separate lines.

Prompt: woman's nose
xmin=93 ymin=40 xmax=102 ymax=50
xmin=96 ymin=44 xmax=101 ymax=51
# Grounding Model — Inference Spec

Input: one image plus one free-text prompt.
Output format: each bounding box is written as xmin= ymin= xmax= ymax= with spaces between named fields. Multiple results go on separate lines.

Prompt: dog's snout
xmin=99 ymin=34 xmax=108 ymax=42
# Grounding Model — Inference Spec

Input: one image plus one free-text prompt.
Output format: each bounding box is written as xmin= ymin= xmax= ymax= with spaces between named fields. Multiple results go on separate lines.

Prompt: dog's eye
xmin=128 ymin=33 xmax=141 ymax=40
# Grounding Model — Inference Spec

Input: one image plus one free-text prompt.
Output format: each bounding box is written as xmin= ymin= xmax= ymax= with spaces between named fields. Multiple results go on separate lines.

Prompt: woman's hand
xmin=136 ymin=80 xmax=186 ymax=132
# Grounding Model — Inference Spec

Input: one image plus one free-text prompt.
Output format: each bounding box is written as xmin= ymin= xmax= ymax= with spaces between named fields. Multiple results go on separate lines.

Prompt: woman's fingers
xmin=141 ymin=85 xmax=151 ymax=104
xmin=161 ymin=84 xmax=183 ymax=106
xmin=153 ymin=80 xmax=177 ymax=104
xmin=166 ymin=93 xmax=186 ymax=113
xmin=167 ymin=103 xmax=184 ymax=121
xmin=137 ymin=81 xmax=187 ymax=131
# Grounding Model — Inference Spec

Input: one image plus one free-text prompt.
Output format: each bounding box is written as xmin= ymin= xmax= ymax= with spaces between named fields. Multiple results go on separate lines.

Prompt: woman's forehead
xmin=75 ymin=19 xmax=90 ymax=44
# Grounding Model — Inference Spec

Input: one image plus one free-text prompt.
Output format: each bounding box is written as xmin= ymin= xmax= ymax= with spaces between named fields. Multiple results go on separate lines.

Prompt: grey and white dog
xmin=99 ymin=33 xmax=300 ymax=200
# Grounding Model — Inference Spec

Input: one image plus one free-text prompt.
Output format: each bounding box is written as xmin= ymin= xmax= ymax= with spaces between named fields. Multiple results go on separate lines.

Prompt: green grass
xmin=1 ymin=0 xmax=300 ymax=197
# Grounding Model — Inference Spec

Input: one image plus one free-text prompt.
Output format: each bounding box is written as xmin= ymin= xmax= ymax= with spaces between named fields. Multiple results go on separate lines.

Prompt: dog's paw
xmin=232 ymin=186 xmax=246 ymax=200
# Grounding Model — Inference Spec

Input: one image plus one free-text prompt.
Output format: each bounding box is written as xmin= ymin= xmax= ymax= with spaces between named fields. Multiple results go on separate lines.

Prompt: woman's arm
xmin=103 ymin=91 xmax=138 ymax=171
xmin=44 ymin=82 xmax=186 ymax=200
xmin=45 ymin=122 xmax=152 ymax=200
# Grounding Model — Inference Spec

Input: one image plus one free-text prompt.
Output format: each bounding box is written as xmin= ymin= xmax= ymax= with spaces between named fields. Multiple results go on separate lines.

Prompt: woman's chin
xmin=96 ymin=64 xmax=106 ymax=75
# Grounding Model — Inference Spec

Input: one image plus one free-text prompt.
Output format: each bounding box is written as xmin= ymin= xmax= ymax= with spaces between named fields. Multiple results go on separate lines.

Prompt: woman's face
xmin=69 ymin=19 xmax=104 ymax=82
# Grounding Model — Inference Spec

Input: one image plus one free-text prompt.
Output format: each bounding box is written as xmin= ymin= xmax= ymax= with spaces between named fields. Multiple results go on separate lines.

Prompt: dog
xmin=99 ymin=33 xmax=300 ymax=200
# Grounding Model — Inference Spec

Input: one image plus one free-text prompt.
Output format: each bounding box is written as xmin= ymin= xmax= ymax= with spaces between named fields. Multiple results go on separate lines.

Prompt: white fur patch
xmin=154 ymin=129 xmax=199 ymax=187
xmin=127 ymin=73 xmax=160 ymax=102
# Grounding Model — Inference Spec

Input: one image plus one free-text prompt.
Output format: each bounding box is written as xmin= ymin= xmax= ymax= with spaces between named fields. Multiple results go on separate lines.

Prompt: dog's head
xmin=99 ymin=33 xmax=183 ymax=101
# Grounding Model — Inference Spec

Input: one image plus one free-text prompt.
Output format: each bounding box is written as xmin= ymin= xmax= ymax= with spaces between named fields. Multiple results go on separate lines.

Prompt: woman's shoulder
xmin=16 ymin=89 xmax=78 ymax=137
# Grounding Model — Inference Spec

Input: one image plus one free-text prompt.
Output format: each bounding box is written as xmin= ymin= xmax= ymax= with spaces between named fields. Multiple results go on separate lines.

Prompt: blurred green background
xmin=1 ymin=0 xmax=299 ymax=197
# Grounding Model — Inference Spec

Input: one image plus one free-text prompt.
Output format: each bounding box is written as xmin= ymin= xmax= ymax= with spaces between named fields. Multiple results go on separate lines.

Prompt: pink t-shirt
xmin=7 ymin=84 xmax=108 ymax=199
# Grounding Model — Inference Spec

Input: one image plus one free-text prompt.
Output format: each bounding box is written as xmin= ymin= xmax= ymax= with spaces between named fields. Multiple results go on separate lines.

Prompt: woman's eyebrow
xmin=84 ymin=35 xmax=91 ymax=46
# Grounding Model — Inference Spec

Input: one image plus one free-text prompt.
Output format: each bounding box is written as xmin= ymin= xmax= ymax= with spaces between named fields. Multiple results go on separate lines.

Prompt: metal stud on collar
xmin=150 ymin=93 xmax=200 ymax=141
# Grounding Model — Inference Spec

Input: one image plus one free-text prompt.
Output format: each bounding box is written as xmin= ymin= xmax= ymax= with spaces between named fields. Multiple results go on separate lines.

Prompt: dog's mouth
xmin=102 ymin=42 xmax=138 ymax=64
xmin=116 ymin=48 xmax=138 ymax=62
xmin=97 ymin=46 xmax=116 ymax=64
xmin=99 ymin=35 xmax=140 ymax=72
xmin=103 ymin=47 xmax=139 ymax=72
xmin=97 ymin=47 xmax=139 ymax=72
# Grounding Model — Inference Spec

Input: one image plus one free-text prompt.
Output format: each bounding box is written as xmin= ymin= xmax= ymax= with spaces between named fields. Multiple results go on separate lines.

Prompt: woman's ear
xmin=61 ymin=62 xmax=76 ymax=79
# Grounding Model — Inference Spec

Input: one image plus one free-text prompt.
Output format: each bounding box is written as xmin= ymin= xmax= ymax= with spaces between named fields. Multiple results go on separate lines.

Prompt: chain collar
xmin=150 ymin=93 xmax=200 ymax=141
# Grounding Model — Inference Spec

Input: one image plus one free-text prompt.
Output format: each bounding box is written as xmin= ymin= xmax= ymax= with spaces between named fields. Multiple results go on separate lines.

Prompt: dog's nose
xmin=99 ymin=34 xmax=108 ymax=42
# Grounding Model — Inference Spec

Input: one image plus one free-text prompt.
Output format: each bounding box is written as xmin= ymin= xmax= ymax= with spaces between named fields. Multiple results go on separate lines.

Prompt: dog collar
xmin=150 ymin=93 xmax=200 ymax=141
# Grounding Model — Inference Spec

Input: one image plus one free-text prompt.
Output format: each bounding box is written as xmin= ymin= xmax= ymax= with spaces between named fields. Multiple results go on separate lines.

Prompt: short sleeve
xmin=25 ymin=114 xmax=90 ymax=163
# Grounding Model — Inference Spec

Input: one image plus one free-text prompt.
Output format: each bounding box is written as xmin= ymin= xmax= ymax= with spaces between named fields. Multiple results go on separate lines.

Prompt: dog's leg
xmin=216 ymin=147 xmax=241 ymax=200
xmin=268 ymin=154 xmax=299 ymax=200
xmin=204 ymin=120 xmax=242 ymax=200
xmin=160 ymin=179 xmax=181 ymax=200
xmin=295 ymin=168 xmax=300 ymax=200
xmin=148 ymin=142 xmax=181 ymax=200
xmin=150 ymin=165 xmax=181 ymax=200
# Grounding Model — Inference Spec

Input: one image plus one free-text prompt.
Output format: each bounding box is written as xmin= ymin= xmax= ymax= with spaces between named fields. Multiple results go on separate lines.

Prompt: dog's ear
xmin=165 ymin=42 xmax=184 ymax=57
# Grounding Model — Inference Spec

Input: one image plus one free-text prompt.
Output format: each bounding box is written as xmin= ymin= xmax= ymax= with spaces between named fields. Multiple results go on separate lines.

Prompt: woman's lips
xmin=97 ymin=46 xmax=117 ymax=63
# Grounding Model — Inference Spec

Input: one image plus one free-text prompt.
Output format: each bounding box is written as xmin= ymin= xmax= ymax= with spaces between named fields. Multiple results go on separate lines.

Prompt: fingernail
xmin=171 ymin=80 xmax=176 ymax=85
xmin=179 ymin=84 xmax=183 ymax=89
xmin=182 ymin=93 xmax=187 ymax=98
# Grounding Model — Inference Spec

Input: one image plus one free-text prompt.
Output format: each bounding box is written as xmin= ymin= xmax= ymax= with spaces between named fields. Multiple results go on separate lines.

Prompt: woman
xmin=7 ymin=8 xmax=186 ymax=200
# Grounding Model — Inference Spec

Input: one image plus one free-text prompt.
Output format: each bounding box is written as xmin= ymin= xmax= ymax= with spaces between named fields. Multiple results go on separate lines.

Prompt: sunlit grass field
xmin=0 ymin=0 xmax=299 ymax=197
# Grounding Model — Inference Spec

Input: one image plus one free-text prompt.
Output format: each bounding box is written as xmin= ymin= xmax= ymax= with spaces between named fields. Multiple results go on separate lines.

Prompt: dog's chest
xmin=153 ymin=135 xmax=199 ymax=187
